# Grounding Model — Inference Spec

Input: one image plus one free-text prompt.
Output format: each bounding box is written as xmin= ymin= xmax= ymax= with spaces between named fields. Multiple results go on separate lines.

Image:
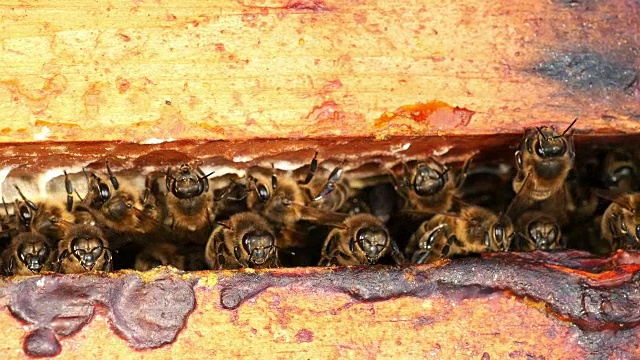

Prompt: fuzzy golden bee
xmin=511 ymin=211 xmax=563 ymax=251
xmin=512 ymin=119 xmax=577 ymax=203
xmin=245 ymin=153 xmax=348 ymax=229
xmin=406 ymin=205 xmax=513 ymax=264
xmin=160 ymin=162 xmax=216 ymax=244
xmin=57 ymin=223 xmax=113 ymax=273
xmin=67 ymin=164 xmax=150 ymax=248
xmin=0 ymin=232 xmax=55 ymax=275
xmin=390 ymin=157 xmax=471 ymax=216
xmin=134 ymin=243 xmax=184 ymax=271
xmin=11 ymin=186 xmax=73 ymax=243
xmin=601 ymin=149 xmax=638 ymax=191
xmin=318 ymin=213 xmax=404 ymax=266
xmin=596 ymin=189 xmax=640 ymax=252
xmin=205 ymin=212 xmax=281 ymax=269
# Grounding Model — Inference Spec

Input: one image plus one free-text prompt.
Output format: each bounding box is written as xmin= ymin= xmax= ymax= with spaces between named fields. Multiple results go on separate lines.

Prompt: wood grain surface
xmin=1 ymin=0 xmax=639 ymax=143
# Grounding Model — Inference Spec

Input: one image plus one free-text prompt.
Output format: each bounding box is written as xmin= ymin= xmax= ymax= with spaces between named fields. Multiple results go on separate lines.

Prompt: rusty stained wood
xmin=0 ymin=0 xmax=639 ymax=143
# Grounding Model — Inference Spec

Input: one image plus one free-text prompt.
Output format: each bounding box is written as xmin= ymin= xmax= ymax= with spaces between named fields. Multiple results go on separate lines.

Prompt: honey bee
xmin=294 ymin=153 xmax=353 ymax=213
xmin=511 ymin=211 xmax=564 ymax=251
xmin=458 ymin=163 xmax=514 ymax=214
xmin=318 ymin=213 xmax=404 ymax=266
xmin=57 ymin=223 xmax=113 ymax=273
xmin=134 ymin=243 xmax=185 ymax=271
xmin=601 ymin=149 xmax=638 ymax=191
xmin=0 ymin=233 xmax=55 ymax=275
xmin=245 ymin=154 xmax=348 ymax=229
xmin=390 ymin=157 xmax=471 ymax=216
xmin=512 ymin=119 xmax=577 ymax=203
xmin=205 ymin=212 xmax=281 ymax=269
xmin=67 ymin=164 xmax=150 ymax=248
xmin=596 ymin=189 xmax=640 ymax=251
xmin=161 ymin=162 xmax=215 ymax=244
xmin=406 ymin=205 xmax=513 ymax=264
xmin=12 ymin=185 xmax=73 ymax=243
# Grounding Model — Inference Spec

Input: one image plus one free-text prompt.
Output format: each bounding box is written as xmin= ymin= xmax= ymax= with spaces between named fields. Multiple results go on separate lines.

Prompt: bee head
xmin=353 ymin=226 xmax=390 ymax=265
xmin=16 ymin=234 xmax=50 ymax=273
xmin=241 ymin=231 xmax=275 ymax=266
xmin=412 ymin=162 xmax=449 ymax=197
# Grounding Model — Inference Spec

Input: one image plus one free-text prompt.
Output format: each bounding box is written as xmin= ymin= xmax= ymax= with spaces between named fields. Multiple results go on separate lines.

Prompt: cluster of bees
xmin=0 ymin=118 xmax=639 ymax=275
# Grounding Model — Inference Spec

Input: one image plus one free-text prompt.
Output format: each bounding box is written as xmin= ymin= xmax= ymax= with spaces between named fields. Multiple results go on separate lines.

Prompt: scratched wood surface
xmin=1 ymin=0 xmax=639 ymax=143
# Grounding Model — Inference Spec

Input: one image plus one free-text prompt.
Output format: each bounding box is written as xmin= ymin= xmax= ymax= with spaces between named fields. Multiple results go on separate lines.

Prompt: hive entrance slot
xmin=0 ymin=133 xmax=638 ymax=275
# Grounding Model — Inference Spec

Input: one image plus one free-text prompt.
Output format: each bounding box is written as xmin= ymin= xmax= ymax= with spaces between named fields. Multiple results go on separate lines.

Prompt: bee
xmin=134 ymin=243 xmax=185 ymax=271
xmin=161 ymin=162 xmax=215 ymax=244
xmin=406 ymin=205 xmax=513 ymax=264
xmin=57 ymin=223 xmax=113 ymax=273
xmin=512 ymin=119 xmax=577 ymax=203
xmin=205 ymin=212 xmax=281 ymax=269
xmin=67 ymin=164 xmax=150 ymax=248
xmin=245 ymin=153 xmax=348 ymax=230
xmin=12 ymin=186 xmax=73 ymax=243
xmin=318 ymin=213 xmax=405 ymax=266
xmin=458 ymin=163 xmax=514 ymax=214
xmin=0 ymin=232 xmax=55 ymax=275
xmin=294 ymin=152 xmax=353 ymax=213
xmin=511 ymin=211 xmax=563 ymax=251
xmin=596 ymin=189 xmax=640 ymax=251
xmin=390 ymin=157 xmax=471 ymax=216
xmin=601 ymin=149 xmax=638 ymax=191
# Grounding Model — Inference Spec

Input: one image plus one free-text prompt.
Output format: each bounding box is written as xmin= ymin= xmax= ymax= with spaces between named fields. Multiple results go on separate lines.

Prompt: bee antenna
xmin=536 ymin=126 xmax=548 ymax=141
xmin=13 ymin=185 xmax=39 ymax=211
xmin=215 ymin=221 xmax=232 ymax=230
xmin=50 ymin=218 xmax=75 ymax=227
xmin=559 ymin=117 xmax=578 ymax=138
xmin=74 ymin=189 xmax=86 ymax=202
xmin=274 ymin=246 xmax=295 ymax=256
xmin=106 ymin=161 xmax=120 ymax=190
xmin=81 ymin=167 xmax=89 ymax=182
xmin=2 ymin=197 xmax=8 ymax=217
xmin=198 ymin=171 xmax=215 ymax=181
xmin=401 ymin=162 xmax=412 ymax=186
xmin=438 ymin=167 xmax=451 ymax=180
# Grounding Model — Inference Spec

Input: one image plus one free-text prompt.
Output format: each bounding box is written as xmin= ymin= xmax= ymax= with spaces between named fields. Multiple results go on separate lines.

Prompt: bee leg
xmin=6 ymin=256 xmax=15 ymax=275
xmin=442 ymin=235 xmax=456 ymax=258
xmin=412 ymin=250 xmax=430 ymax=265
xmin=56 ymin=250 xmax=70 ymax=273
xmin=64 ymin=171 xmax=74 ymax=212
xmin=413 ymin=224 xmax=446 ymax=264
xmin=388 ymin=239 xmax=406 ymax=265
xmin=14 ymin=185 xmax=39 ymax=212
xmin=233 ymin=246 xmax=249 ymax=268
xmin=103 ymin=249 xmax=114 ymax=272
xmin=299 ymin=151 xmax=319 ymax=185
xmin=106 ymin=161 xmax=120 ymax=190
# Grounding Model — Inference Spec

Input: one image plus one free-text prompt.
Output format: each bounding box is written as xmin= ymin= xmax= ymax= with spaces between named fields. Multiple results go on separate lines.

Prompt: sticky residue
xmin=375 ymin=101 xmax=475 ymax=132
xmin=7 ymin=272 xmax=196 ymax=356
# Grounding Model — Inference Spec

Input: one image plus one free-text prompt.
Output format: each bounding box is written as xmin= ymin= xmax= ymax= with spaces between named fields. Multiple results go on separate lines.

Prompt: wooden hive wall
xmin=0 ymin=0 xmax=639 ymax=358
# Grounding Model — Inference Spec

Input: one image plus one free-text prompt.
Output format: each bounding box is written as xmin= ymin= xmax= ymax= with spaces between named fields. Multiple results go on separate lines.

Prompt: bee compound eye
xmin=494 ymin=223 xmax=504 ymax=241
xmin=257 ymin=184 xmax=270 ymax=202
xmin=534 ymin=140 xmax=546 ymax=158
xmin=515 ymin=151 xmax=523 ymax=168
xmin=483 ymin=232 xmax=490 ymax=248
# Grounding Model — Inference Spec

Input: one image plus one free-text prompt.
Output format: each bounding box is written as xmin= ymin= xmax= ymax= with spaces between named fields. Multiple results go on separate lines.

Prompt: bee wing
xmin=293 ymin=203 xmax=349 ymax=227
xmin=506 ymin=173 xmax=535 ymax=221
xmin=592 ymin=188 xmax=635 ymax=211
